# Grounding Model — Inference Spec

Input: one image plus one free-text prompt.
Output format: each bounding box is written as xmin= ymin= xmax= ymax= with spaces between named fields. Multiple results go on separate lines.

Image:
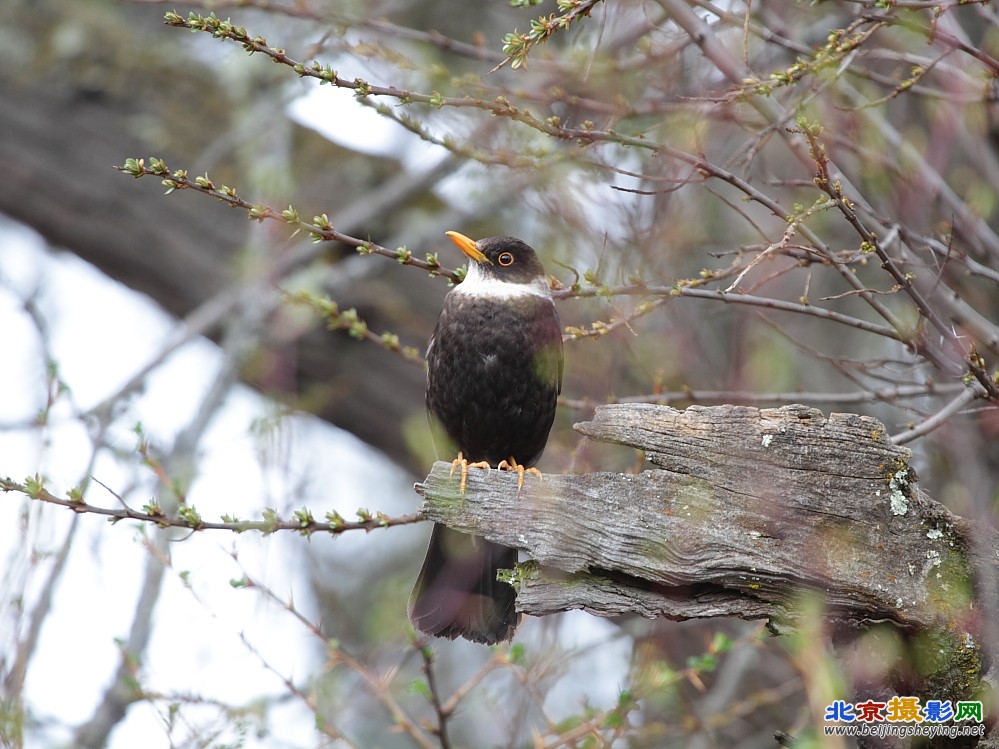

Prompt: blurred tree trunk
xmin=0 ymin=0 xmax=441 ymax=471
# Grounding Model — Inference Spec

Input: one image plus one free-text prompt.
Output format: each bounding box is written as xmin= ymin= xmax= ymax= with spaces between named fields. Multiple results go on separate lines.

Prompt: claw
xmin=448 ymin=452 xmax=491 ymax=494
xmin=498 ymin=456 xmax=543 ymax=494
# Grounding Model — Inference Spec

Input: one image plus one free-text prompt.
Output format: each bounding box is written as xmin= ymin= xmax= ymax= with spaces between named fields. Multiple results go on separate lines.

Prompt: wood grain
xmin=416 ymin=403 xmax=981 ymax=630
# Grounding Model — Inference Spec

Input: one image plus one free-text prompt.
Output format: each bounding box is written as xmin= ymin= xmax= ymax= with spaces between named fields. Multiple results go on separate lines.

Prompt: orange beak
xmin=446 ymin=230 xmax=490 ymax=265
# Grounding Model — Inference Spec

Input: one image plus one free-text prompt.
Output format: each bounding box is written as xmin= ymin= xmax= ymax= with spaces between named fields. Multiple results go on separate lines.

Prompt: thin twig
xmin=561 ymin=284 xmax=905 ymax=341
xmin=439 ymin=654 xmax=509 ymax=716
xmin=890 ymin=385 xmax=982 ymax=444
xmin=243 ymin=570 xmax=439 ymax=749
xmin=419 ymin=645 xmax=452 ymax=749
xmin=117 ymin=158 xmax=458 ymax=280
xmin=559 ymin=381 xmax=965 ymax=410
xmin=156 ymin=542 xmax=361 ymax=746
xmin=0 ymin=477 xmax=422 ymax=536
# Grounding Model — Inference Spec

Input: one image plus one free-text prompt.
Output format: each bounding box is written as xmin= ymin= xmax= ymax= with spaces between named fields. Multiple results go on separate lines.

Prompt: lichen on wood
xmin=415 ymin=403 xmax=978 ymax=633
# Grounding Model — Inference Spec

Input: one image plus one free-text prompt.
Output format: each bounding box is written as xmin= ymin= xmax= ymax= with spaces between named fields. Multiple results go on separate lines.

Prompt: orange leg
xmin=448 ymin=452 xmax=491 ymax=494
xmin=497 ymin=456 xmax=543 ymax=494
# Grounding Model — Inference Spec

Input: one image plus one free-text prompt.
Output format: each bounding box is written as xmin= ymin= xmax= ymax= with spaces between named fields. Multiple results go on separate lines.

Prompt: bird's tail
xmin=409 ymin=523 xmax=520 ymax=644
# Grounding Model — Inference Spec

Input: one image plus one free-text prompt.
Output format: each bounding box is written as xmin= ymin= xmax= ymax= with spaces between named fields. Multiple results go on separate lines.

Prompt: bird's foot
xmin=448 ymin=452 xmax=491 ymax=494
xmin=498 ymin=457 xmax=542 ymax=494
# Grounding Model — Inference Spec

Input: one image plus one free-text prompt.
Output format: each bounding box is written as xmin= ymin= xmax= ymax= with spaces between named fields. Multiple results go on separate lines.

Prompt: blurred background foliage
xmin=1 ymin=0 xmax=998 ymax=746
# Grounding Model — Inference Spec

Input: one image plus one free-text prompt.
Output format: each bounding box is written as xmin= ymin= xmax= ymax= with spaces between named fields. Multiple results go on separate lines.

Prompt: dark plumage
xmin=409 ymin=232 xmax=563 ymax=644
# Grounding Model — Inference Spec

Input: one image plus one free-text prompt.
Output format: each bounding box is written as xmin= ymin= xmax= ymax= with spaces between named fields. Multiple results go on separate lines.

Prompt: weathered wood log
xmin=415 ymin=403 xmax=985 ymax=632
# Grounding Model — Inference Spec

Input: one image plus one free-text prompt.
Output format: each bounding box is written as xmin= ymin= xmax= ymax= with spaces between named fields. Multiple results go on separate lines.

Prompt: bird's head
xmin=446 ymin=231 xmax=551 ymax=297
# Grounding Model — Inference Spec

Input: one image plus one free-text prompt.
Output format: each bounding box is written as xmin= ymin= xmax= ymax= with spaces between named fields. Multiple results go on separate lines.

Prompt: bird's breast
xmin=435 ymin=293 xmax=560 ymax=353
xmin=426 ymin=292 xmax=562 ymax=465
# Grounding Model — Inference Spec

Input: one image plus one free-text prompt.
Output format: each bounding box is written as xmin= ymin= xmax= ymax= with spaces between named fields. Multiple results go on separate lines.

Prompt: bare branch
xmin=559 ymin=381 xmax=965 ymax=409
xmin=890 ymin=384 xmax=983 ymax=445
xmin=418 ymin=645 xmax=452 ymax=749
xmin=0 ymin=477 xmax=422 ymax=536
xmin=117 ymin=157 xmax=458 ymax=281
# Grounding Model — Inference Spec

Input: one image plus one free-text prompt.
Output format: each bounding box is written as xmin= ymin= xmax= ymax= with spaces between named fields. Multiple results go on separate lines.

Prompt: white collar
xmin=450 ymin=262 xmax=551 ymax=300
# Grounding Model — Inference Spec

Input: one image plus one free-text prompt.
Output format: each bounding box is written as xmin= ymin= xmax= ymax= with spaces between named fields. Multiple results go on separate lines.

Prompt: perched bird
xmin=409 ymin=231 xmax=563 ymax=644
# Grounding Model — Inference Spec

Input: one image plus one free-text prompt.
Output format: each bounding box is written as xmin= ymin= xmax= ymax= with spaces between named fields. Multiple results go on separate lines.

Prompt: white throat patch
xmin=451 ymin=261 xmax=551 ymax=300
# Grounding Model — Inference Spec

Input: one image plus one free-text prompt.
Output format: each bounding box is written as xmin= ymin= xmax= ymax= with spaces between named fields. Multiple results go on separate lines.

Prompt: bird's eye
xmin=498 ymin=252 xmax=515 ymax=266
